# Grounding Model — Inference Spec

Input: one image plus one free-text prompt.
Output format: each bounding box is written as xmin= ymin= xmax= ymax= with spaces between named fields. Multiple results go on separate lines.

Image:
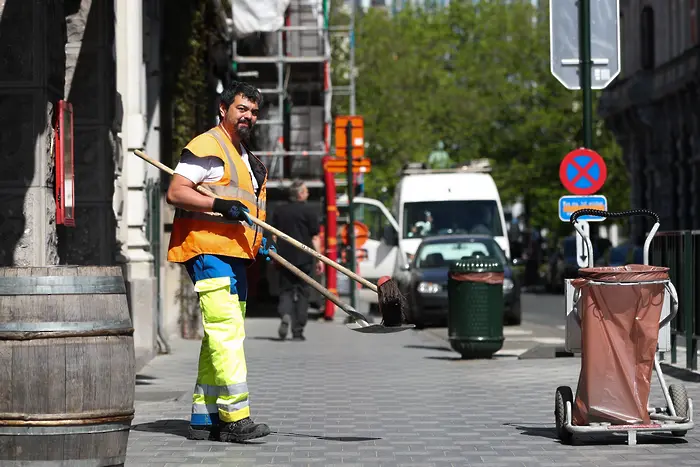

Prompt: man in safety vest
xmin=166 ymin=81 xmax=272 ymax=443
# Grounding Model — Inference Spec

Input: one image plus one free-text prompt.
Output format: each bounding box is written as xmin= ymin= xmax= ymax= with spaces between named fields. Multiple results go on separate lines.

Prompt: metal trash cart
xmin=556 ymin=208 xmax=694 ymax=446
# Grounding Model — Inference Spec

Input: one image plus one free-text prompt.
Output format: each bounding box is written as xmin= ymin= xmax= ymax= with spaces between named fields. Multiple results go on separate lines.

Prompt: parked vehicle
xmin=397 ymin=235 xmax=521 ymax=328
xmin=336 ymin=160 xmax=511 ymax=313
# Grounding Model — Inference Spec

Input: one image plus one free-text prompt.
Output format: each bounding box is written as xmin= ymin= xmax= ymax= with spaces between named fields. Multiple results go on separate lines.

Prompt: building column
xmin=675 ymin=91 xmax=691 ymax=230
xmin=625 ymin=109 xmax=650 ymax=241
xmin=615 ymin=111 xmax=636 ymax=239
xmin=115 ymin=0 xmax=157 ymax=368
xmin=688 ymin=83 xmax=700 ymax=230
xmin=643 ymin=124 xmax=657 ymax=228
xmin=0 ymin=1 xmax=64 ymax=266
xmin=654 ymin=101 xmax=677 ymax=230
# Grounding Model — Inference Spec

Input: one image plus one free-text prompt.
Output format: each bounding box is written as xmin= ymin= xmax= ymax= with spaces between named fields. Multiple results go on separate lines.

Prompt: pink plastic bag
xmin=571 ymin=265 xmax=667 ymax=426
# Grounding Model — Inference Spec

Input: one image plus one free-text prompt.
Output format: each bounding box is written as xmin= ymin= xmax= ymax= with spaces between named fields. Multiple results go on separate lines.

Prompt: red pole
xmin=323 ymin=157 xmax=338 ymax=320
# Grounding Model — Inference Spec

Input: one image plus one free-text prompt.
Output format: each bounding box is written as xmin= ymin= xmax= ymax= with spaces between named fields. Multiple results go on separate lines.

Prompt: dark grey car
xmin=397 ymin=235 xmax=521 ymax=328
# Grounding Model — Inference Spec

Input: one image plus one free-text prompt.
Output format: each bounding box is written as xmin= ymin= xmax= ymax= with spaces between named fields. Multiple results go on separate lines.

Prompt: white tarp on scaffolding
xmin=232 ymin=0 xmax=292 ymax=37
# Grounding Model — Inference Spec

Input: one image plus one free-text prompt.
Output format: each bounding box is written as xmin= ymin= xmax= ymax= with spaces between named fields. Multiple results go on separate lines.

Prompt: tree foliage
xmin=335 ymin=1 xmax=629 ymax=235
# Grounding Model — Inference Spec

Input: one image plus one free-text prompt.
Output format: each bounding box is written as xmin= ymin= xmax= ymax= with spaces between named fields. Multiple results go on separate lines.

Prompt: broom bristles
xmin=377 ymin=276 xmax=407 ymax=327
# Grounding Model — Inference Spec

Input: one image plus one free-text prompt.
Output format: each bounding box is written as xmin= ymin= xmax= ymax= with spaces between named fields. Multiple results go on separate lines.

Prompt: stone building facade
xmin=599 ymin=0 xmax=700 ymax=237
xmin=0 ymin=0 xmax=231 ymax=370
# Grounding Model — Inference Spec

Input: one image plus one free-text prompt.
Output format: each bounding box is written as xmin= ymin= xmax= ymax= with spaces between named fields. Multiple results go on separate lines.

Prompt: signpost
xmin=549 ymin=0 xmax=621 ymax=91
xmin=575 ymin=220 xmax=591 ymax=267
xmin=550 ymin=0 xmax=619 ymax=276
xmin=558 ymin=195 xmax=608 ymax=222
xmin=334 ymin=115 xmax=365 ymax=310
xmin=334 ymin=115 xmax=364 ymax=158
xmin=550 ymin=0 xmax=620 ymax=150
xmin=559 ymin=148 xmax=607 ymax=195
xmin=323 ymin=158 xmax=371 ymax=174
xmin=558 ymin=195 xmax=607 ymax=268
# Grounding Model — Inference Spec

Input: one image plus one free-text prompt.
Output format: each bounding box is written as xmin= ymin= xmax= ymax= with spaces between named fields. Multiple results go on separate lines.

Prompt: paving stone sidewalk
xmin=127 ymin=317 xmax=700 ymax=467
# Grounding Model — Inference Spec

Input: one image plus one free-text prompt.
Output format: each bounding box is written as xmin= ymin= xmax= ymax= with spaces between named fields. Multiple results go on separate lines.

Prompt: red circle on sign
xmin=559 ymin=148 xmax=607 ymax=195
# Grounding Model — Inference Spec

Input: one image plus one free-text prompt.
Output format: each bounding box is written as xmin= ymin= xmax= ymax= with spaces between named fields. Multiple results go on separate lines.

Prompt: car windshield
xmin=414 ymin=239 xmax=506 ymax=269
xmin=403 ymin=200 xmax=504 ymax=239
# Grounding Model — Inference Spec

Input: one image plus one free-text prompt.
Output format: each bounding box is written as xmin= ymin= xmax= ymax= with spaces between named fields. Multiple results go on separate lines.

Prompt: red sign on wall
xmin=55 ymin=100 xmax=75 ymax=227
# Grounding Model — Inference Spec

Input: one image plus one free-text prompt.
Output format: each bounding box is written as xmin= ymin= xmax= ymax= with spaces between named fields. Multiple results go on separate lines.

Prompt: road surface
xmin=127 ymin=315 xmax=700 ymax=466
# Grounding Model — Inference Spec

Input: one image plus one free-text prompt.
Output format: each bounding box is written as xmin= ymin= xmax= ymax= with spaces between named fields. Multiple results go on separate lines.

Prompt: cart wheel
xmin=669 ymin=384 xmax=689 ymax=437
xmin=555 ymin=386 xmax=574 ymax=444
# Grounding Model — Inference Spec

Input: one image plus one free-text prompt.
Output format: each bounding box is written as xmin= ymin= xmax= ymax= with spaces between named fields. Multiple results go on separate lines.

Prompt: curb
xmin=518 ymin=344 xmax=576 ymax=360
xmin=659 ymin=362 xmax=700 ymax=383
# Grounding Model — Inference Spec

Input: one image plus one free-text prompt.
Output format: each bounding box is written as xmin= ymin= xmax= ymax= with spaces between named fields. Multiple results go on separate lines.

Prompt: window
xmin=641 ymin=6 xmax=655 ymax=70
xmin=351 ymin=204 xmax=391 ymax=242
xmin=414 ymin=238 xmax=506 ymax=269
xmin=402 ymin=200 xmax=504 ymax=239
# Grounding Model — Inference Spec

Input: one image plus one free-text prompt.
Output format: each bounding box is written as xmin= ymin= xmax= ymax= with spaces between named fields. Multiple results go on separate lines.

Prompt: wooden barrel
xmin=0 ymin=266 xmax=135 ymax=467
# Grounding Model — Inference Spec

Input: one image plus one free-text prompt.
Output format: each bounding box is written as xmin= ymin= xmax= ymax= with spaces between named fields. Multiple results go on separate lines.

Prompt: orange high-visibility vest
xmin=167 ymin=126 xmax=268 ymax=263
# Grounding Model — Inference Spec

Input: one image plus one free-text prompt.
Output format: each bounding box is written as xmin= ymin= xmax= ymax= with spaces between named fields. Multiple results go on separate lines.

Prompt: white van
xmin=337 ymin=160 xmax=510 ymax=310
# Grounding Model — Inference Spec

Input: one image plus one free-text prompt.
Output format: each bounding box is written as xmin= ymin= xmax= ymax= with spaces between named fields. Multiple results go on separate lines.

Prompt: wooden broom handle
xmin=267 ymin=250 xmax=368 ymax=322
xmin=132 ymin=149 xmax=378 ymax=293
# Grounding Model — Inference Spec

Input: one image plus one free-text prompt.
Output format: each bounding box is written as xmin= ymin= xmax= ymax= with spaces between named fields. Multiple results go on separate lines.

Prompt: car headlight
xmin=417 ymin=282 xmax=441 ymax=294
xmin=503 ymin=278 xmax=514 ymax=293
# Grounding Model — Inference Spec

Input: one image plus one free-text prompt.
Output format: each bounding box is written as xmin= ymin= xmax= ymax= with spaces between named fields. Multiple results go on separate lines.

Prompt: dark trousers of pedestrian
xmin=277 ymin=263 xmax=311 ymax=341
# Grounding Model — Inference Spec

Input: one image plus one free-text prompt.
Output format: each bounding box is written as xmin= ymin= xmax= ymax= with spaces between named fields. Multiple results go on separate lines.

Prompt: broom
xmin=132 ymin=149 xmax=409 ymax=328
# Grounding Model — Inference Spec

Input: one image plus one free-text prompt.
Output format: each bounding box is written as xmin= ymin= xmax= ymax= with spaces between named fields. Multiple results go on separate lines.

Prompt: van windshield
xmin=403 ymin=200 xmax=504 ymax=239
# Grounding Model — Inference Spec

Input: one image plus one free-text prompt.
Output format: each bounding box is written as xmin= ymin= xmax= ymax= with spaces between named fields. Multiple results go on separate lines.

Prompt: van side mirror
xmin=382 ymin=225 xmax=398 ymax=246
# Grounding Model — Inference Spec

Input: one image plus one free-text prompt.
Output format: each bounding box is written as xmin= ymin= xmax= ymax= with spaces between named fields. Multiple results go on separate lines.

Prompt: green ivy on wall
xmin=163 ymin=0 xmax=216 ymax=167
xmin=161 ymin=0 xmax=222 ymax=338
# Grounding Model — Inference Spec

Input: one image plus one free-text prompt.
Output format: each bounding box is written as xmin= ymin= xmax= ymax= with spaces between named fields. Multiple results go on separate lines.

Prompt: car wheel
xmin=504 ymin=300 xmax=522 ymax=326
xmin=405 ymin=305 xmax=425 ymax=329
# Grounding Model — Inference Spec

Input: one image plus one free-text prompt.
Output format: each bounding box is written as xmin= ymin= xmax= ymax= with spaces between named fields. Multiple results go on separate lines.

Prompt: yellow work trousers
xmin=190 ymin=277 xmax=250 ymax=426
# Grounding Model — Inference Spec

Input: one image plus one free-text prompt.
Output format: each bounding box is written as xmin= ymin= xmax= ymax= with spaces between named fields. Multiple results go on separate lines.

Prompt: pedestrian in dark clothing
xmin=270 ymin=180 xmax=323 ymax=341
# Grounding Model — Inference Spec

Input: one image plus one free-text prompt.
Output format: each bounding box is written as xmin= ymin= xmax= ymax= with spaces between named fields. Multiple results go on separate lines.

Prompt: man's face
xmin=220 ymin=94 xmax=259 ymax=142
xmin=298 ymin=184 xmax=309 ymax=201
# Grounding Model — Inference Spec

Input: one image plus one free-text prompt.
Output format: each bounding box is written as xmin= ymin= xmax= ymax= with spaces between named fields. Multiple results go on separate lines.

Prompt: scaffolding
xmin=231 ymin=0 xmax=356 ymax=190
xmin=230 ymin=0 xmax=357 ymax=318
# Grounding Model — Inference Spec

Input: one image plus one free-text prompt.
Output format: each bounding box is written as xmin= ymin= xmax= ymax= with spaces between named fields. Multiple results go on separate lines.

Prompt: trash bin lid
xmin=450 ymin=256 xmax=504 ymax=273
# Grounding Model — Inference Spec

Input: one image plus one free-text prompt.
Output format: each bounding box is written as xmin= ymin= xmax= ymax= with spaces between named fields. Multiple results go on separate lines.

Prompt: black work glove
xmin=212 ymin=198 xmax=253 ymax=225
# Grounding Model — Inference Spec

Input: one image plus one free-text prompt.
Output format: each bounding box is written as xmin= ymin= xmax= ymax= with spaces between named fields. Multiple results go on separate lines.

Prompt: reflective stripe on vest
xmin=167 ymin=126 xmax=267 ymax=263
xmin=174 ymin=128 xmax=265 ymax=230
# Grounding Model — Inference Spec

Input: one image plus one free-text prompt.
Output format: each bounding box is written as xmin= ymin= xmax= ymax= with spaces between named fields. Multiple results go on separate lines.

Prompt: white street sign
xmin=549 ymin=0 xmax=621 ymax=90
xmin=576 ymin=220 xmax=591 ymax=268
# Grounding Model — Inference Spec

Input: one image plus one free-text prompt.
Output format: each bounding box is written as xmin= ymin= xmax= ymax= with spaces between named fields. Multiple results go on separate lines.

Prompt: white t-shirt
xmin=174 ymin=146 xmax=259 ymax=191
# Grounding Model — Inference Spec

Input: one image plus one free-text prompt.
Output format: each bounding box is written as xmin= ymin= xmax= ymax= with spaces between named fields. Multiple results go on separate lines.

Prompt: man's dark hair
xmin=219 ymin=81 xmax=264 ymax=109
xmin=288 ymin=179 xmax=306 ymax=201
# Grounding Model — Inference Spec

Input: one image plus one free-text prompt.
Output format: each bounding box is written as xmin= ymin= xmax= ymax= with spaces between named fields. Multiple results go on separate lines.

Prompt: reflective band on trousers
xmin=190 ymin=276 xmax=250 ymax=424
xmin=192 ymin=393 xmax=250 ymax=415
xmin=194 ymin=382 xmax=249 ymax=397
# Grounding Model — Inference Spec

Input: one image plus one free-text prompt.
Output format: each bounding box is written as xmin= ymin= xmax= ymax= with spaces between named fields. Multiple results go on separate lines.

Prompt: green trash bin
xmin=447 ymin=256 xmax=505 ymax=359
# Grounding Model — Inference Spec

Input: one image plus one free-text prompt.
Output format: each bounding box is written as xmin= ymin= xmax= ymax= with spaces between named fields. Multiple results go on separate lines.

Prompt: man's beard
xmin=236 ymin=120 xmax=253 ymax=142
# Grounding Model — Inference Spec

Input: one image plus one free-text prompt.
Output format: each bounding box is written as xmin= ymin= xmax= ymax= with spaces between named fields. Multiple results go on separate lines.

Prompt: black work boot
xmin=188 ymin=424 xmax=220 ymax=441
xmin=218 ymin=417 xmax=271 ymax=443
